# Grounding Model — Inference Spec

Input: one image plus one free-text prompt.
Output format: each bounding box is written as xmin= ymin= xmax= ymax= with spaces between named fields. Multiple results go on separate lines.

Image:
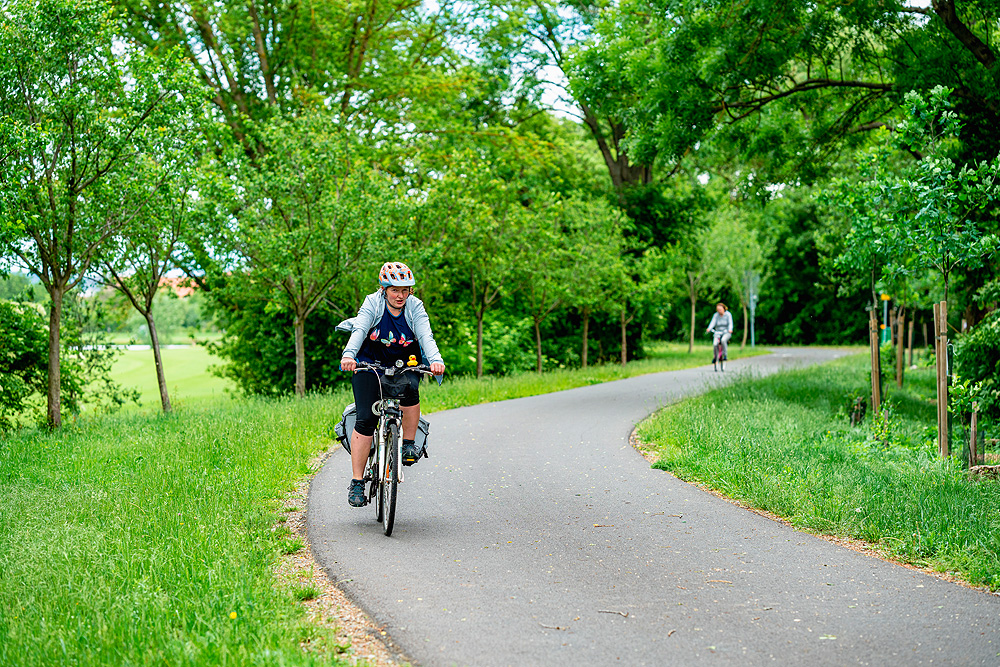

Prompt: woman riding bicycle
xmin=706 ymin=302 xmax=734 ymax=363
xmin=340 ymin=262 xmax=446 ymax=507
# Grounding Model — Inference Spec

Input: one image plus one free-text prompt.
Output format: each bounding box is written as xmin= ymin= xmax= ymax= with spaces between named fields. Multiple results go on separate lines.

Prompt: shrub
xmin=0 ymin=300 xmax=48 ymax=429
xmin=954 ymin=309 xmax=1000 ymax=418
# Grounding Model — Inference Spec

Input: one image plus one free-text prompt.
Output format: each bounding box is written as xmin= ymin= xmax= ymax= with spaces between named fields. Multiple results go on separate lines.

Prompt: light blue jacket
xmin=707 ymin=310 xmax=734 ymax=335
xmin=340 ymin=290 xmax=444 ymax=366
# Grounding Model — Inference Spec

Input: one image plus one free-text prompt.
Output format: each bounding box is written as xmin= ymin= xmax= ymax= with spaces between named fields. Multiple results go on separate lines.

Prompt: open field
xmin=111 ymin=346 xmax=233 ymax=408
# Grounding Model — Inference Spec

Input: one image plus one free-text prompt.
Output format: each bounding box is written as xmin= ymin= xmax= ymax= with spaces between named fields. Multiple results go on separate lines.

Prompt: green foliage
xmin=0 ymin=273 xmax=44 ymax=303
xmin=827 ymin=87 xmax=1000 ymax=312
xmin=0 ymin=301 xmax=47 ymax=430
xmin=567 ymin=0 xmax=999 ymax=177
xmin=0 ymin=295 xmax=138 ymax=428
xmin=436 ymin=313 xmax=536 ymax=377
xmin=954 ymin=309 xmax=1000 ymax=418
xmin=207 ymin=294 xmax=347 ymax=397
xmin=639 ymin=358 xmax=1000 ymax=590
xmin=756 ymin=190 xmax=870 ymax=344
xmin=0 ymin=0 xmax=199 ymax=425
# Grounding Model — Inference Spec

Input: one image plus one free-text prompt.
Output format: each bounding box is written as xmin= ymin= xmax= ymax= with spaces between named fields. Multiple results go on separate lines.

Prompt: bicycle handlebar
xmin=354 ymin=360 xmax=435 ymax=375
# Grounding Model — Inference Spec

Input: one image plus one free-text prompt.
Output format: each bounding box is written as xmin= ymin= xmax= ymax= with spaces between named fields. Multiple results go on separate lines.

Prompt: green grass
xmin=0 ymin=339 xmax=765 ymax=666
xmin=111 ymin=346 xmax=233 ymax=408
xmin=0 ymin=397 xmax=349 ymax=666
xmin=637 ymin=355 xmax=1000 ymax=590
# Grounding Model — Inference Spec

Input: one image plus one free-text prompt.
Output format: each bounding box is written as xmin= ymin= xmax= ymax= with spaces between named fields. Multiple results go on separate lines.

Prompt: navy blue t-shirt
xmin=355 ymin=305 xmax=421 ymax=367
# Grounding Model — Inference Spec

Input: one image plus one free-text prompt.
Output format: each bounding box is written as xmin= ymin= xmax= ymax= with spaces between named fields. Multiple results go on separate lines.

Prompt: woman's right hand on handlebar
xmin=340 ymin=357 xmax=357 ymax=372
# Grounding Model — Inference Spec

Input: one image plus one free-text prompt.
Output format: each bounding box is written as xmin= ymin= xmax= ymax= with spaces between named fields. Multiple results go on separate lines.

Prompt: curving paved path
xmin=308 ymin=349 xmax=999 ymax=666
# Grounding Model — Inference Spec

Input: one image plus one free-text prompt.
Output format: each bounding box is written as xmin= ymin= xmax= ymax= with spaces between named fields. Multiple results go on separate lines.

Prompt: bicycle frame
xmin=353 ymin=360 xmax=434 ymax=535
xmin=373 ymin=398 xmax=404 ymax=485
xmin=712 ymin=334 xmax=726 ymax=372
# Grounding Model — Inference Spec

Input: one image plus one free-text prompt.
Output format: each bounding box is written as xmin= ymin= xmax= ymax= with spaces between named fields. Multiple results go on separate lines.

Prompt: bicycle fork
xmin=383 ymin=416 xmax=404 ymax=484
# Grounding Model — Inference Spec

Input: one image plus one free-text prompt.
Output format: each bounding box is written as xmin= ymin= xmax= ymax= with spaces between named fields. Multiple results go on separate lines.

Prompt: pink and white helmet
xmin=379 ymin=262 xmax=415 ymax=287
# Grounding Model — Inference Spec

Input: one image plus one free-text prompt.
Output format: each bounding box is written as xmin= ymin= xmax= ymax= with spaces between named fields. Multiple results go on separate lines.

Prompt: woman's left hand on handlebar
xmin=430 ymin=362 xmax=445 ymax=375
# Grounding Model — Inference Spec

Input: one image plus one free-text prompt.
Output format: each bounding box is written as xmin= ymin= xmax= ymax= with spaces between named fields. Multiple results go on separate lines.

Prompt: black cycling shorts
xmin=351 ymin=370 xmax=420 ymax=437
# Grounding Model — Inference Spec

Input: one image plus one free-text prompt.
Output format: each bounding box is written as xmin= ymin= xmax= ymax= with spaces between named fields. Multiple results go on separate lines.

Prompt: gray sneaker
xmin=348 ymin=479 xmax=366 ymax=507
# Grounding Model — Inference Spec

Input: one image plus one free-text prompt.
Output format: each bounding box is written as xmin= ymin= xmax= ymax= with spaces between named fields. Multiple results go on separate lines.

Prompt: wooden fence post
xmin=934 ymin=301 xmax=950 ymax=457
xmin=907 ymin=319 xmax=914 ymax=368
xmin=970 ymin=402 xmax=979 ymax=466
xmin=896 ymin=311 xmax=905 ymax=388
xmin=869 ymin=309 xmax=881 ymax=419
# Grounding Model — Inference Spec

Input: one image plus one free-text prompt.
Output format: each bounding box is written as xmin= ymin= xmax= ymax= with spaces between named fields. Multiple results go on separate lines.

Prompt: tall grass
xmin=637 ymin=356 xmax=1000 ymax=589
xmin=0 ymin=396 xmax=350 ymax=666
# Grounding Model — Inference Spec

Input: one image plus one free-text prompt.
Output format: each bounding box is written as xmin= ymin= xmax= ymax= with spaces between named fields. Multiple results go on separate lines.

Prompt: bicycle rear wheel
xmin=381 ymin=422 xmax=399 ymax=536
xmin=372 ymin=431 xmax=384 ymax=523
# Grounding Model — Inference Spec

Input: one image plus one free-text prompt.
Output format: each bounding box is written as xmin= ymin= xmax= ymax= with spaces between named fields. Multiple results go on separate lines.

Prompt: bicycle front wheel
xmin=381 ymin=421 xmax=399 ymax=536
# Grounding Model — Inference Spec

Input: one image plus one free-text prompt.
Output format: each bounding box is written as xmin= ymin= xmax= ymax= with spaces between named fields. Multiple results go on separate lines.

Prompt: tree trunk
xmin=688 ymin=293 xmax=697 ymax=353
xmin=620 ymin=310 xmax=627 ymax=366
xmin=581 ymin=307 xmax=590 ymax=368
xmin=907 ymin=319 xmax=915 ymax=367
xmin=931 ymin=0 xmax=997 ymax=69
xmin=46 ymin=286 xmax=63 ymax=428
xmin=535 ymin=319 xmax=543 ymax=373
xmin=896 ymin=311 xmax=905 ymax=388
xmin=294 ymin=315 xmax=306 ymax=397
xmin=476 ymin=310 xmax=485 ymax=378
xmin=741 ymin=302 xmax=748 ymax=349
xmin=579 ymin=103 xmax=653 ymax=191
xmin=146 ymin=312 xmax=172 ymax=412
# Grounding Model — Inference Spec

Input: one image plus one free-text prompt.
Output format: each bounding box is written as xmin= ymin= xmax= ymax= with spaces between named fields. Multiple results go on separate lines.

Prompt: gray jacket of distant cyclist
xmin=707 ymin=311 xmax=734 ymax=336
xmin=340 ymin=290 xmax=444 ymax=366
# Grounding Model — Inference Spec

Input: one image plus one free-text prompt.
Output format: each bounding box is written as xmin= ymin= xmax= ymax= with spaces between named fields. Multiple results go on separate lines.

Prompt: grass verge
xmin=636 ymin=355 xmax=1000 ymax=590
xmin=0 ymin=397 xmax=350 ymax=666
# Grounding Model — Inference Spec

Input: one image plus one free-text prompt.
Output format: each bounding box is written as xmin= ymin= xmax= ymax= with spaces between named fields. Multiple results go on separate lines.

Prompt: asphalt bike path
xmin=308 ymin=349 xmax=999 ymax=666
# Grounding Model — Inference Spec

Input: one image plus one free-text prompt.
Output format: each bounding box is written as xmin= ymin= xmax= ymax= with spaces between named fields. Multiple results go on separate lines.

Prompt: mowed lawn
xmin=112 ymin=346 xmax=233 ymax=408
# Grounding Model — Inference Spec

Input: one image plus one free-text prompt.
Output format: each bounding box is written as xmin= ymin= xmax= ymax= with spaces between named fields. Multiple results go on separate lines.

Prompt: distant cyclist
xmin=706 ymin=302 xmax=734 ymax=362
xmin=340 ymin=262 xmax=446 ymax=507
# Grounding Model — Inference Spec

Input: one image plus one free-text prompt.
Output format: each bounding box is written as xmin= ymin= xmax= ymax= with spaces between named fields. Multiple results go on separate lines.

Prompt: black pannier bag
xmin=334 ymin=402 xmax=431 ymax=459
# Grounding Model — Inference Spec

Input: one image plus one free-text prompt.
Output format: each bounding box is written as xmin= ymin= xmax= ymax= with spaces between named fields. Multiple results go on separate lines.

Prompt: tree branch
xmin=931 ymin=0 xmax=996 ymax=69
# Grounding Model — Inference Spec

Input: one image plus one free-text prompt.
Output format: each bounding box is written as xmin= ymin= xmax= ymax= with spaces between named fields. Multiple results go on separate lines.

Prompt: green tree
xmin=425 ymin=156 xmax=530 ymax=377
xmin=0 ymin=0 xmax=195 ymax=427
xmin=101 ymin=162 xmax=199 ymax=413
xmin=703 ymin=206 xmax=770 ymax=348
xmin=568 ymin=0 xmax=1000 ymax=180
xmin=227 ymin=112 xmax=392 ymax=396
xmin=517 ymin=204 xmax=568 ymax=373
xmin=118 ymin=0 xmax=465 ymax=156
xmin=562 ymin=198 xmax=625 ymax=367
xmin=892 ymin=89 xmax=1000 ymax=303
xmin=828 ymin=88 xmax=1000 ymax=312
